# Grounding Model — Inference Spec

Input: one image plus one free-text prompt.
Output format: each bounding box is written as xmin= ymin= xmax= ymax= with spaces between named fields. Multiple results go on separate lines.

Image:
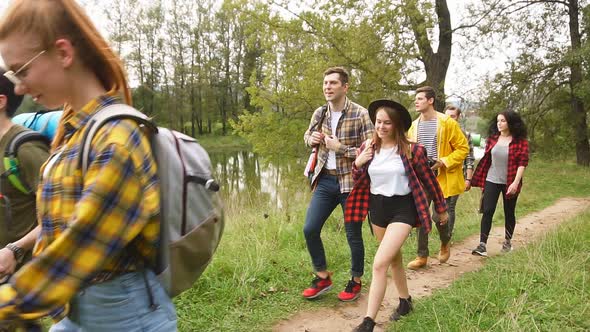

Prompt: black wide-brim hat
xmin=368 ymin=99 xmax=412 ymax=131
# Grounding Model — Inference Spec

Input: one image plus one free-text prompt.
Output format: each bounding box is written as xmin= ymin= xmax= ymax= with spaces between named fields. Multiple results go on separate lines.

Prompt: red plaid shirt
xmin=344 ymin=142 xmax=447 ymax=232
xmin=471 ymin=134 xmax=529 ymax=197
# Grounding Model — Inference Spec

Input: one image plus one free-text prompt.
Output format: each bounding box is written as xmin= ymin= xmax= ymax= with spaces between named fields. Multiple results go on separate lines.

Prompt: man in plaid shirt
xmin=301 ymin=67 xmax=374 ymax=302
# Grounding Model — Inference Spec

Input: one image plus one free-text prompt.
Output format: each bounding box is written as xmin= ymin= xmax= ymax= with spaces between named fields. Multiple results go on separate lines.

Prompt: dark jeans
xmin=417 ymin=195 xmax=458 ymax=257
xmin=443 ymin=195 xmax=459 ymax=238
xmin=303 ymin=174 xmax=364 ymax=277
xmin=480 ymin=181 xmax=518 ymax=244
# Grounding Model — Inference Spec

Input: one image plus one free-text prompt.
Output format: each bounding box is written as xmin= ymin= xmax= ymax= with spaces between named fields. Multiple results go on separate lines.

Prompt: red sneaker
xmin=338 ymin=278 xmax=361 ymax=302
xmin=302 ymin=274 xmax=333 ymax=299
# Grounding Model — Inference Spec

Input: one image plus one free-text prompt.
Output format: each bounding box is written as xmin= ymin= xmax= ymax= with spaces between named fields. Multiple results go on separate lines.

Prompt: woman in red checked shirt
xmin=347 ymin=100 xmax=447 ymax=332
xmin=471 ymin=111 xmax=529 ymax=257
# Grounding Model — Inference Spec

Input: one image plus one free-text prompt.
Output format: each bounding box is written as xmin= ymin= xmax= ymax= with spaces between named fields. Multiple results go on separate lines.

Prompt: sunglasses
xmin=3 ymin=50 xmax=46 ymax=85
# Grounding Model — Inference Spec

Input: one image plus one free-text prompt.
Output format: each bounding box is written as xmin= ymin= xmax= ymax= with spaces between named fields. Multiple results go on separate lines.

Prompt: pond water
xmin=209 ymin=147 xmax=485 ymax=210
xmin=208 ymin=150 xmax=307 ymax=210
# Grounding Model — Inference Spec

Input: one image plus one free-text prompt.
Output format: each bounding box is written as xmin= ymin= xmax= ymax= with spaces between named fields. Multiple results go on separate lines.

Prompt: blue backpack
xmin=12 ymin=111 xmax=62 ymax=139
xmin=6 ymin=111 xmax=61 ymax=194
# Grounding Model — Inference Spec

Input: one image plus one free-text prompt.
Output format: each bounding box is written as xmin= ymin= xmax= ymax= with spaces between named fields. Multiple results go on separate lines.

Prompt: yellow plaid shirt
xmin=0 ymin=92 xmax=160 ymax=321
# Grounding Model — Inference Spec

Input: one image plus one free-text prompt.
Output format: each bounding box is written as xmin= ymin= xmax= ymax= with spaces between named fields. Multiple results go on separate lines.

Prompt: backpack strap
xmin=2 ymin=130 xmax=50 ymax=195
xmin=309 ymin=104 xmax=328 ymax=132
xmin=78 ymin=104 xmax=157 ymax=175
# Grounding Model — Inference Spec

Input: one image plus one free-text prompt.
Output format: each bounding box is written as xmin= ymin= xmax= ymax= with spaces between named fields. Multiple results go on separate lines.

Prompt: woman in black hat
xmin=346 ymin=100 xmax=447 ymax=331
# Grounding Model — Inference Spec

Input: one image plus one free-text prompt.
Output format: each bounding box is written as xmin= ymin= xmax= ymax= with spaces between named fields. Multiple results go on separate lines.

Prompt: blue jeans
xmin=49 ymin=270 xmax=177 ymax=332
xmin=303 ymin=174 xmax=364 ymax=277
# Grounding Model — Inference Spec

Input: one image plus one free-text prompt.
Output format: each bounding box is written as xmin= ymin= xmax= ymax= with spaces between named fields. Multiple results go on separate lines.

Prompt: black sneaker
xmin=353 ymin=317 xmax=376 ymax=332
xmin=501 ymin=240 xmax=512 ymax=253
xmin=472 ymin=242 xmax=487 ymax=257
xmin=390 ymin=297 xmax=413 ymax=321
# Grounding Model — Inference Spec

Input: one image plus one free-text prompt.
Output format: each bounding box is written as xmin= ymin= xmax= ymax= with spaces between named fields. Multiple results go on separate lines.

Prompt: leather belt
xmin=322 ymin=168 xmax=338 ymax=176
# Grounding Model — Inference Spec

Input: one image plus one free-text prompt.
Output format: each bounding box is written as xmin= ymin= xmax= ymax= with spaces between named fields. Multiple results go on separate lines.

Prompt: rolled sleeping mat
xmin=12 ymin=110 xmax=63 ymax=140
xmin=470 ymin=133 xmax=481 ymax=147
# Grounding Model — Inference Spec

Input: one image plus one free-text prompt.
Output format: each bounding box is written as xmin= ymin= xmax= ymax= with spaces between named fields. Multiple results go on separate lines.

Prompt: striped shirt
xmin=0 ymin=91 xmax=160 ymax=321
xmin=417 ymin=119 xmax=438 ymax=160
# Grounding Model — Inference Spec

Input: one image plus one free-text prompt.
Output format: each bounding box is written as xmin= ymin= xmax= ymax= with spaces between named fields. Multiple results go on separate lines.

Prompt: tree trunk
xmin=190 ymin=38 xmax=197 ymax=138
xmin=406 ymin=0 xmax=452 ymax=112
xmin=197 ymin=87 xmax=204 ymax=135
xmin=568 ymin=0 xmax=590 ymax=166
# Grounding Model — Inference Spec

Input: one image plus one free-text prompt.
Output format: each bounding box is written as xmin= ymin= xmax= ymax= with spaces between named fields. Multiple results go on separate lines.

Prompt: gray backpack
xmin=80 ymin=104 xmax=224 ymax=297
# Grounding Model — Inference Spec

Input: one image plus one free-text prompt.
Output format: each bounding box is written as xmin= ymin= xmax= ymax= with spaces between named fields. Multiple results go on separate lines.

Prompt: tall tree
xmin=401 ymin=0 xmax=453 ymax=111
xmin=472 ymin=0 xmax=590 ymax=166
xmin=235 ymin=0 xmax=457 ymax=156
xmin=567 ymin=0 xmax=590 ymax=166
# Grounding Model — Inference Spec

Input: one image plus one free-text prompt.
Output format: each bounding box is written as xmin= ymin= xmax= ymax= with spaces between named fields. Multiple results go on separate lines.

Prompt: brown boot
xmin=438 ymin=243 xmax=451 ymax=263
xmin=406 ymin=256 xmax=427 ymax=270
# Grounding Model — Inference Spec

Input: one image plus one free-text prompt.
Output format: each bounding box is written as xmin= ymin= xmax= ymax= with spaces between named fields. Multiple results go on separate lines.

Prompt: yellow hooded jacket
xmin=408 ymin=112 xmax=469 ymax=198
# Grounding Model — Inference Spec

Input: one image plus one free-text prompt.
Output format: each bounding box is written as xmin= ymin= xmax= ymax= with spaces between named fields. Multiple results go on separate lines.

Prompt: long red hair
xmin=0 ymin=0 xmax=131 ymax=151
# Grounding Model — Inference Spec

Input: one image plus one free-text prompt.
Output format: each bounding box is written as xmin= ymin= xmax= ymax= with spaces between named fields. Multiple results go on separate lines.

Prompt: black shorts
xmin=369 ymin=193 xmax=417 ymax=228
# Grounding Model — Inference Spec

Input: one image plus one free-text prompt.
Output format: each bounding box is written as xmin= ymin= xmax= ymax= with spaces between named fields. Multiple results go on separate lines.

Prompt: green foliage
xmin=473 ymin=0 xmax=590 ymax=162
xmin=233 ymin=0 xmax=452 ymax=156
xmin=232 ymin=110 xmax=309 ymax=157
xmin=196 ymin=134 xmax=251 ymax=151
xmin=97 ymin=0 xmax=588 ymax=157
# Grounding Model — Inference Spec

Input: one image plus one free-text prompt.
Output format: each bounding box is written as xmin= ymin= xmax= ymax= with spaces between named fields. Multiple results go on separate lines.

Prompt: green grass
xmin=390 ymin=209 xmax=590 ymax=331
xmin=173 ymin=159 xmax=590 ymax=331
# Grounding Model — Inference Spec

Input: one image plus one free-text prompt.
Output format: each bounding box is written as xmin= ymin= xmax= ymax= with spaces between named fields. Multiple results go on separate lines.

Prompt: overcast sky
xmin=0 ymin=0 xmax=514 ymax=100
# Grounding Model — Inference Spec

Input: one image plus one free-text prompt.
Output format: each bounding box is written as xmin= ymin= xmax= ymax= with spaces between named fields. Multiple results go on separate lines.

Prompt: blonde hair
xmin=0 ymin=0 xmax=131 ymax=150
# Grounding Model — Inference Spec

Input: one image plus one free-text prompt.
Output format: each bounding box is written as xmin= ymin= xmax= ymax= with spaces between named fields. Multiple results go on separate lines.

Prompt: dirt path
xmin=273 ymin=197 xmax=590 ymax=332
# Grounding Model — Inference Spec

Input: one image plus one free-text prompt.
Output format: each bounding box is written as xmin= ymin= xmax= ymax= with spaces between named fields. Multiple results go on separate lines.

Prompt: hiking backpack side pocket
xmin=153 ymin=128 xmax=224 ymax=297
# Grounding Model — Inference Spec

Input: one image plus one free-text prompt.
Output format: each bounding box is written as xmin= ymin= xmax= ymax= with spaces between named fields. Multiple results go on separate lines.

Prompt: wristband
xmin=5 ymin=243 xmax=25 ymax=264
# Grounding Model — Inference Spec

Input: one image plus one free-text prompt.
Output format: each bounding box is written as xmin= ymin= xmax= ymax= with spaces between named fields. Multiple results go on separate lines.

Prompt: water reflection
xmin=209 ymin=150 xmax=307 ymax=210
